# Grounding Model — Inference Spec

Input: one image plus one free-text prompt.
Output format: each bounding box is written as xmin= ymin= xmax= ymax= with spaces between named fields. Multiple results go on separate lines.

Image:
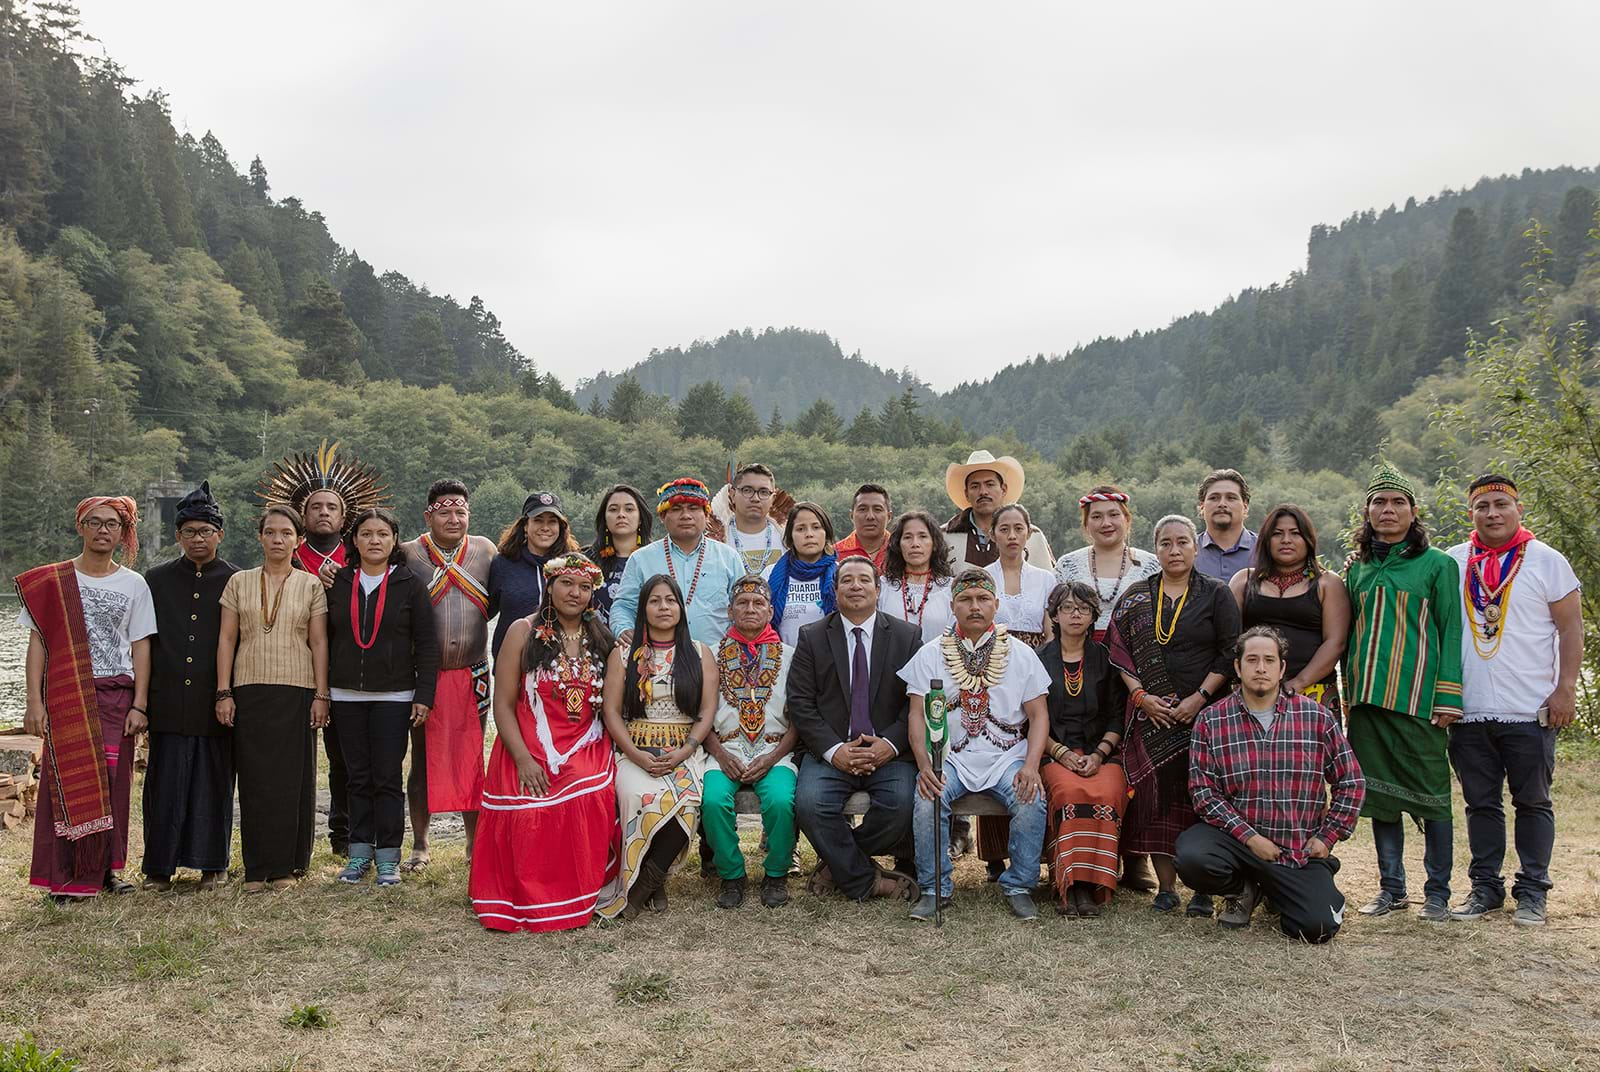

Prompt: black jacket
xmin=146 ymin=554 xmax=239 ymax=736
xmin=1038 ymin=637 xmax=1126 ymax=753
xmin=327 ymin=563 xmax=440 ymax=706
xmin=787 ymin=610 xmax=923 ymax=760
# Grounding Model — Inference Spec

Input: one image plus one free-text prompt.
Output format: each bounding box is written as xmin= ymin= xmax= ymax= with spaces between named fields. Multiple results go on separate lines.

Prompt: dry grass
xmin=2 ymin=748 xmax=1599 ymax=1072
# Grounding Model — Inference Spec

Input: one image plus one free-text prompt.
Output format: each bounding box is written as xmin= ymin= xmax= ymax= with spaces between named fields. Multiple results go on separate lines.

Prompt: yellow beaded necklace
xmin=1154 ymin=578 xmax=1189 ymax=646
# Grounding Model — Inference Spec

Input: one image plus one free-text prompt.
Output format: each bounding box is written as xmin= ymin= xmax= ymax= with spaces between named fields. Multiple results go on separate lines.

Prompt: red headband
xmin=425 ymin=496 xmax=468 ymax=515
xmin=1079 ymin=492 xmax=1129 ymax=507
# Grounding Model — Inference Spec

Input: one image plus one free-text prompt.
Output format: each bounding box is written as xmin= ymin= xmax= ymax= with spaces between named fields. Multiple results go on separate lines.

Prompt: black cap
xmin=521 ymin=491 xmax=567 ymax=521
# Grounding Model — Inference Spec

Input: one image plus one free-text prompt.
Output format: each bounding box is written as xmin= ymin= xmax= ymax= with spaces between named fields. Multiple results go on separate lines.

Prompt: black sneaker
xmin=1449 ymin=889 xmax=1504 ymax=922
xmin=1358 ymin=890 xmax=1408 ymax=916
xmin=1417 ymin=898 xmax=1452 ymax=923
xmin=760 ymin=875 xmax=789 ymax=908
xmin=715 ymin=878 xmax=746 ymax=909
xmin=1185 ymin=893 xmax=1215 ymax=918
xmin=1512 ymin=897 xmax=1547 ymax=927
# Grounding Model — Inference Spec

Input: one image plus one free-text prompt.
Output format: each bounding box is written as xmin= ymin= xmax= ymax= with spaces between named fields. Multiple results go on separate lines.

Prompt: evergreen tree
xmin=248 ymin=156 xmax=271 ymax=202
xmin=676 ymin=381 xmax=727 ymax=439
xmin=339 ymin=254 xmax=386 ymax=351
xmin=845 ymin=405 xmax=880 ymax=447
xmin=605 ymin=373 xmax=648 ymax=425
xmin=720 ymin=392 xmax=761 ymax=449
xmin=587 ymin=394 xmax=605 ymax=418
xmin=398 ymin=310 xmax=455 ymax=388
xmin=290 ymin=276 xmax=362 ymax=380
xmin=1424 ymin=206 xmax=1494 ymax=370
xmin=767 ymin=406 xmax=784 ymax=436
xmin=1552 ymin=186 xmax=1598 ymax=286
xmin=792 ymin=398 xmax=842 ymax=441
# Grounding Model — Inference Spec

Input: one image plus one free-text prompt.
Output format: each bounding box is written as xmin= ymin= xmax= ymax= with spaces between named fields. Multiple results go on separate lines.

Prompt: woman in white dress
xmin=1053 ymin=485 xmax=1160 ymax=644
xmin=986 ymin=503 xmax=1057 ymax=648
xmin=878 ymin=509 xmax=955 ymax=641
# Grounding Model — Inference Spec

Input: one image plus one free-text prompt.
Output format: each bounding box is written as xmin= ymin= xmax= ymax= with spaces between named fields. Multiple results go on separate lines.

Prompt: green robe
xmin=1343 ymin=545 xmax=1463 ymax=822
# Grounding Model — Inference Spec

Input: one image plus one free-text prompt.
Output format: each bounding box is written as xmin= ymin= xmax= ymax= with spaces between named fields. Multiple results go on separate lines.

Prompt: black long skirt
xmin=233 ymin=684 xmax=316 ymax=882
xmin=142 ymin=732 xmax=235 ymax=877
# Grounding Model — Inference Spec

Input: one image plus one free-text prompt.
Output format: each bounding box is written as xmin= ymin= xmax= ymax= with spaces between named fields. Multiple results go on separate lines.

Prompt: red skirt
xmin=468 ymin=675 xmax=619 ymax=933
xmin=32 ymin=678 xmax=134 ymax=896
xmin=1043 ymin=755 xmax=1127 ymax=906
xmin=424 ymin=665 xmax=487 ymax=814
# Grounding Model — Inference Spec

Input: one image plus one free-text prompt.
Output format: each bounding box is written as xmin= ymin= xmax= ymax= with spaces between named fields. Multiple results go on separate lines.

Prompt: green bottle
xmin=925 ymin=677 xmax=947 ymax=774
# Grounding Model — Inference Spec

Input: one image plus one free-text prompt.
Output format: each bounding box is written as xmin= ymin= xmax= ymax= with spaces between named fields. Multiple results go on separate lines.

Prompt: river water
xmin=1 ymin=597 xmax=26 ymax=728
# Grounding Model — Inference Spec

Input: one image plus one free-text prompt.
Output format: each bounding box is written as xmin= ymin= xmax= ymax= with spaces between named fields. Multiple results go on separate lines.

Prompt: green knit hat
xmin=1365 ymin=462 xmax=1417 ymax=504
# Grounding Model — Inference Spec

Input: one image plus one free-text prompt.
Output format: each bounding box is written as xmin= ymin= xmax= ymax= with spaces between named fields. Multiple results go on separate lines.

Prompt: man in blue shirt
xmin=609 ymin=477 xmax=745 ymax=646
xmin=1194 ymin=468 xmax=1257 ymax=582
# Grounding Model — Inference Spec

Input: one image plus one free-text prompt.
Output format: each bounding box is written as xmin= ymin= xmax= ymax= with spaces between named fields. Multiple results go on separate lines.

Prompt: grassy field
xmin=2 ymin=745 xmax=1598 ymax=1072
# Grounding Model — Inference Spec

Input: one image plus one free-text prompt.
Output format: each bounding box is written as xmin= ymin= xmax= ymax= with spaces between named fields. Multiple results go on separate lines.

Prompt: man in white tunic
xmin=904 ymin=568 xmax=1051 ymax=921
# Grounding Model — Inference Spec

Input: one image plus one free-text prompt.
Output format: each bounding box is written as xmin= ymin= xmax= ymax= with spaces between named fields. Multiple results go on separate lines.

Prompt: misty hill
xmin=574 ymin=327 xmax=936 ymax=422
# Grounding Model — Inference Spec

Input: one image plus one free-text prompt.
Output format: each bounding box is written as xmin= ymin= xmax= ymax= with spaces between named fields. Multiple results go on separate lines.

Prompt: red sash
xmin=14 ymin=562 xmax=114 ymax=847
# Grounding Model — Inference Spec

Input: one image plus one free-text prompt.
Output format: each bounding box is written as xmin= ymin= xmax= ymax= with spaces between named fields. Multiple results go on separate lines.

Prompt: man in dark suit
xmin=790 ymin=556 xmax=922 ymax=901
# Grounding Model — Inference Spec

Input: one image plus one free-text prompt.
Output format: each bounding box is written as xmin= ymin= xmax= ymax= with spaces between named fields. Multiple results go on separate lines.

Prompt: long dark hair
xmin=1355 ymin=516 xmax=1430 ymax=562
xmin=884 ymin=509 xmax=954 ymax=584
xmin=498 ymin=511 xmax=578 ymax=559
xmin=522 ymin=577 xmax=616 ymax=674
xmin=342 ymin=507 xmax=407 ymax=567
xmin=621 ymin=575 xmax=702 ymax=721
xmin=1249 ymin=504 xmax=1321 ymax=590
xmin=587 ymin=484 xmax=653 ymax=560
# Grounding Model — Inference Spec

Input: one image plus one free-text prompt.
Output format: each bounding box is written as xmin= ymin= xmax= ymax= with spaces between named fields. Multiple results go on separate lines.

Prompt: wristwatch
xmin=1197 ymin=685 xmax=1215 ymax=703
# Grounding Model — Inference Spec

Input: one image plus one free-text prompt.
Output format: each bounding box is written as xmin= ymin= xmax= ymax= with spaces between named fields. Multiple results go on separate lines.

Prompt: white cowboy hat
xmin=945 ymin=450 xmax=1026 ymax=510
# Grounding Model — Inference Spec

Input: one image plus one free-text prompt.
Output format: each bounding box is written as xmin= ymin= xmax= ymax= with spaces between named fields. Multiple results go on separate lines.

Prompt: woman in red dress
xmin=469 ymin=553 xmax=619 ymax=932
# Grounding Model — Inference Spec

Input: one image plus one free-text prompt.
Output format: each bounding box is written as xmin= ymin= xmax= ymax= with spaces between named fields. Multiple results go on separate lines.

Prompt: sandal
xmin=401 ymin=853 xmax=430 ymax=874
xmin=243 ymin=881 xmax=268 ymax=894
xmin=873 ymin=867 xmax=918 ymax=902
xmin=198 ymin=871 xmax=229 ymax=891
xmin=268 ymin=877 xmax=296 ymax=892
xmin=104 ymin=873 xmax=136 ymax=895
xmin=805 ymin=863 xmax=838 ymax=897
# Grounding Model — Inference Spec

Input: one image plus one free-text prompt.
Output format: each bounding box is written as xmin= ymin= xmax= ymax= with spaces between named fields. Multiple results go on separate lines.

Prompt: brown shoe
xmin=805 ymin=863 xmax=838 ymax=897
xmin=1074 ymin=884 xmax=1103 ymax=918
xmin=141 ymin=877 xmax=174 ymax=893
xmin=242 ymin=881 xmax=268 ymax=894
xmin=198 ymin=871 xmax=229 ymax=891
xmin=870 ymin=867 xmax=918 ymax=902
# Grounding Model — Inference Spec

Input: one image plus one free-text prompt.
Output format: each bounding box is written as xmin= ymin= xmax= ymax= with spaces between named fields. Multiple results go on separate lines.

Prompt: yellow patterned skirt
xmin=594 ymin=720 xmax=706 ymax=919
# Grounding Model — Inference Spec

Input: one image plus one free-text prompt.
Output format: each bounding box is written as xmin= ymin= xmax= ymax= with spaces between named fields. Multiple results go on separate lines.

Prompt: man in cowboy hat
xmin=941 ymin=449 xmax=1053 ymax=571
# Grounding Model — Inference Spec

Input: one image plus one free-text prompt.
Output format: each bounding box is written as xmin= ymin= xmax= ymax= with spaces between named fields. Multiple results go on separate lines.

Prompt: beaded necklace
xmin=1060 ymin=648 xmax=1086 ymax=698
xmin=551 ymin=628 xmax=601 ymax=718
xmin=901 ymin=571 xmax=935 ymax=625
xmin=1265 ymin=566 xmax=1312 ymax=596
xmin=730 ymin=522 xmax=775 ymax=574
xmin=350 ymin=567 xmax=391 ymax=650
xmin=1154 ymin=577 xmax=1190 ymax=646
xmin=1464 ymin=543 xmax=1527 ymax=658
xmin=717 ymin=635 xmax=783 ymax=742
xmin=259 ymin=569 xmax=289 ymax=634
xmin=662 ymin=537 xmax=708 ymax=605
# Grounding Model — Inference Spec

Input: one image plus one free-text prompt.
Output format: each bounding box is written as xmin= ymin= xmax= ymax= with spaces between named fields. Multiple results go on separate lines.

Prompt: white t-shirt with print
xmin=18 ymin=565 xmax=157 ymax=678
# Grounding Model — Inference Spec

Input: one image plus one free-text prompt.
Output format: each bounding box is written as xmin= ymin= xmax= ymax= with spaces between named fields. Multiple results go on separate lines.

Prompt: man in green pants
xmin=701 ymin=574 xmax=800 ymax=908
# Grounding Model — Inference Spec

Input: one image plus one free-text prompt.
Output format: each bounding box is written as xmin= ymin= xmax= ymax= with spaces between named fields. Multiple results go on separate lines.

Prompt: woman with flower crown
xmin=468 ymin=553 xmax=620 ymax=932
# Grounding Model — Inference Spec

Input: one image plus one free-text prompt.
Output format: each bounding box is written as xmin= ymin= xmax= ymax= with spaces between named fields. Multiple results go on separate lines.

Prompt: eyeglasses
xmin=1058 ymin=604 xmax=1093 ymax=617
xmin=735 ymin=487 xmax=774 ymax=501
xmin=178 ymin=527 xmax=218 ymax=539
xmin=82 ymin=518 xmax=124 ymax=532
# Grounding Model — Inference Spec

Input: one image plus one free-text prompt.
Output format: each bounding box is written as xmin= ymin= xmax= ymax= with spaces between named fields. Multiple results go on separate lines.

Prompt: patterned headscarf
xmin=543 ymin=552 xmax=603 ymax=586
xmin=656 ymin=477 xmax=712 ymax=516
xmin=1365 ymin=462 xmax=1417 ymax=505
xmin=76 ymin=496 xmax=140 ymax=566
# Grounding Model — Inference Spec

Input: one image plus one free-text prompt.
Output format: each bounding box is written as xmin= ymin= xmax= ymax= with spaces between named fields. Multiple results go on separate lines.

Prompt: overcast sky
xmin=77 ymin=1 xmax=1600 ymax=392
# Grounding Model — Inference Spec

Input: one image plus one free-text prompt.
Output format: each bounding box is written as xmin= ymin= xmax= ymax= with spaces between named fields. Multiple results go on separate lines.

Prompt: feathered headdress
xmin=258 ymin=439 xmax=389 ymax=532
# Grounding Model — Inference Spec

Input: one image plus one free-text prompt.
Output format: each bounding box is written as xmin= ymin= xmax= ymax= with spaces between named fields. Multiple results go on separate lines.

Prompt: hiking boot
xmin=1185 ymin=893 xmax=1215 ymax=918
xmin=1219 ymin=879 xmax=1261 ymax=929
xmin=1119 ymin=854 xmax=1157 ymax=892
xmin=1512 ymin=897 xmax=1547 ymax=927
xmin=716 ymin=878 xmax=747 ymax=909
xmin=339 ymin=845 xmax=374 ymax=884
xmin=1358 ymin=890 xmax=1408 ymax=916
xmin=1449 ymin=889 xmax=1504 ymax=922
xmin=374 ymin=848 xmax=402 ymax=888
xmin=760 ymin=875 xmax=789 ymax=908
xmin=1005 ymin=891 xmax=1039 ymax=922
xmin=909 ymin=893 xmax=950 ymax=922
xmin=1417 ymin=897 xmax=1452 ymax=923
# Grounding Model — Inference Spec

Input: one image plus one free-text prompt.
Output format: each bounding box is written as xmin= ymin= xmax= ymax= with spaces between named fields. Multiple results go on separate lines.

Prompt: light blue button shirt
xmin=607 ymin=536 xmax=747 ymax=646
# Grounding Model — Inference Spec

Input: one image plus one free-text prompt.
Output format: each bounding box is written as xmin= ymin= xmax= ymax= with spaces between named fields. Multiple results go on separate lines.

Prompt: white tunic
xmin=879 ymin=578 xmax=955 ymax=641
xmin=897 ymin=632 xmax=1050 ymax=792
xmin=1053 ymin=545 xmax=1161 ymax=632
xmin=985 ymin=560 xmax=1057 ymax=635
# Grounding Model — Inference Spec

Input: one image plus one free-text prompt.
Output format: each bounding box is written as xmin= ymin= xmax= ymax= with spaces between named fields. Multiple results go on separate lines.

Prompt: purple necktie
xmin=849 ymin=626 xmax=872 ymax=738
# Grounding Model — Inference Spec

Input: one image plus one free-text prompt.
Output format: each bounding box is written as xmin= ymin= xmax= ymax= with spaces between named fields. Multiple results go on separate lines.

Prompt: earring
xmin=534 ymin=603 xmax=558 ymax=642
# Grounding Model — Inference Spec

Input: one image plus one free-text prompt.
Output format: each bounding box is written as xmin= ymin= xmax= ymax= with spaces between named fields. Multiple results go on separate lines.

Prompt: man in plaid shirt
xmin=1176 ymin=625 xmax=1365 ymax=942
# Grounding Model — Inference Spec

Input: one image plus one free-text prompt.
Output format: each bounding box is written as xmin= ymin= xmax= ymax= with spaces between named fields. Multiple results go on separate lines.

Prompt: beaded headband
xmin=543 ymin=552 xmax=603 ymax=585
xmin=1468 ymin=482 xmax=1519 ymax=505
xmin=424 ymin=496 xmax=468 ymax=515
xmin=657 ymin=477 xmax=712 ymax=516
xmin=951 ymin=573 xmax=997 ymax=598
xmin=729 ymin=574 xmax=772 ymax=600
xmin=1078 ymin=491 xmax=1129 ymax=506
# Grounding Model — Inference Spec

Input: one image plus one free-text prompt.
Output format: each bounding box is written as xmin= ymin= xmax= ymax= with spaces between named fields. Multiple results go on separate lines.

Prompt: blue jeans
xmin=914 ymin=759 xmax=1046 ymax=897
xmin=1448 ymin=720 xmax=1556 ymax=904
xmin=1372 ymin=816 xmax=1453 ymax=904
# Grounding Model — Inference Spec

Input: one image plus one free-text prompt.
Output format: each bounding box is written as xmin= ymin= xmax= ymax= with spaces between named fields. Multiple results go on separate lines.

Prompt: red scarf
xmin=13 ymin=562 xmax=115 ymax=878
xmin=1468 ymin=526 xmax=1534 ymax=591
xmin=726 ymin=623 xmax=781 ymax=661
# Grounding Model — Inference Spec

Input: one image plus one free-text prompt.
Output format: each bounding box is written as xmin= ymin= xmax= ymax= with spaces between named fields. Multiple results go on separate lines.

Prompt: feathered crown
xmin=258 ymin=439 xmax=389 ymax=531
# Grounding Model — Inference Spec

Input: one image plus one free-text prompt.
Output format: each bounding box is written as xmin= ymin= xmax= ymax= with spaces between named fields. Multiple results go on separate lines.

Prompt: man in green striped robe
xmin=1343 ymin=463 xmax=1463 ymax=923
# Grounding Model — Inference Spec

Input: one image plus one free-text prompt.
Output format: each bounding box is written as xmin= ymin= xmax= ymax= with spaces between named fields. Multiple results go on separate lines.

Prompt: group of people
xmin=15 ymin=443 xmax=1581 ymax=942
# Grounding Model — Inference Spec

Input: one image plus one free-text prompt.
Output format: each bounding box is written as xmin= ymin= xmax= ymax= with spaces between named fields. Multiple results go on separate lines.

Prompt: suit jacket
xmin=788 ymin=610 xmax=922 ymax=761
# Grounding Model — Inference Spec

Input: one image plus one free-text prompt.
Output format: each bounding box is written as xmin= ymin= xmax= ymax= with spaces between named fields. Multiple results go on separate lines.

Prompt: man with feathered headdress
xmin=16 ymin=495 xmax=157 ymax=900
xmin=258 ymin=439 xmax=388 ymax=858
xmin=707 ymin=460 xmax=794 ymax=575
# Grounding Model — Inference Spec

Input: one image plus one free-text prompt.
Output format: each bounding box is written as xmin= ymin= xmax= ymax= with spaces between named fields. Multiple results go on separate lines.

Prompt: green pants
xmin=701 ymin=764 xmax=798 ymax=880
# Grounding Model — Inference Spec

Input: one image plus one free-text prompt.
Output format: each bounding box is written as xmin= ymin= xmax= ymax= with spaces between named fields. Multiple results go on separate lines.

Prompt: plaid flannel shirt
xmin=1188 ymin=691 xmax=1366 ymax=867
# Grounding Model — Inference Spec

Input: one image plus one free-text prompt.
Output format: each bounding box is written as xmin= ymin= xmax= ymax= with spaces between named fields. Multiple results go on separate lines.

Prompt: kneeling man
xmin=904 ymin=568 xmax=1050 ymax=921
xmin=1177 ymin=626 xmax=1366 ymax=942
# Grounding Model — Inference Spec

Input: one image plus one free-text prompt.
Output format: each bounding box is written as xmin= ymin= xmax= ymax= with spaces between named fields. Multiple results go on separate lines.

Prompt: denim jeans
xmin=1371 ymin=816 xmax=1453 ymax=904
xmin=914 ymin=759 xmax=1046 ymax=897
xmin=1448 ymin=720 xmax=1556 ymax=904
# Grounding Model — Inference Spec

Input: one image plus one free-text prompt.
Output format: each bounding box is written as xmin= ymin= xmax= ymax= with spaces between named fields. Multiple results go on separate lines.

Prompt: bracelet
xmin=1047 ymin=742 xmax=1072 ymax=763
xmin=214 ymin=688 xmax=233 ymax=701
xmin=130 ymin=705 xmax=147 ymax=715
xmin=313 ymin=693 xmax=331 ymax=703
xmin=1131 ymin=688 xmax=1147 ymax=709
xmin=1095 ymin=741 xmax=1113 ymax=758
xmin=1198 ymin=685 xmax=1215 ymax=703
